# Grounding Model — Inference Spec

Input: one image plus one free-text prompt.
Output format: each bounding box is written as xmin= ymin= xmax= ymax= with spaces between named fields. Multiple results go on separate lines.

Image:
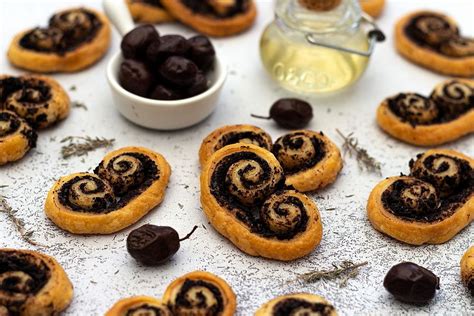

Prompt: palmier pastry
xmin=105 ymin=296 xmax=172 ymax=316
xmin=461 ymin=246 xmax=474 ymax=296
xmin=127 ymin=0 xmax=174 ymax=23
xmin=161 ymin=0 xmax=257 ymax=37
xmin=45 ymin=146 xmax=171 ymax=234
xmin=200 ymin=143 xmax=323 ymax=261
xmin=255 ymin=293 xmax=337 ymax=316
xmin=1 ymin=75 xmax=70 ymax=129
xmin=7 ymin=7 xmax=111 ymax=72
xmin=272 ymin=130 xmax=343 ymax=192
xmin=0 ymin=111 xmax=37 ymax=165
xmin=367 ymin=149 xmax=473 ymax=245
xmin=359 ymin=0 xmax=385 ymax=18
xmin=0 ymin=248 xmax=73 ymax=315
xmin=162 ymin=271 xmax=236 ymax=316
xmin=377 ymin=79 xmax=474 ymax=146
xmin=395 ymin=11 xmax=474 ymax=77
xmin=199 ymin=124 xmax=273 ymax=167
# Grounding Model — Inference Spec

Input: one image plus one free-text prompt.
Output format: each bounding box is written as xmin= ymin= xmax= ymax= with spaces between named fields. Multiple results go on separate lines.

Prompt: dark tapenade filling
xmin=215 ymin=131 xmax=271 ymax=152
xmin=181 ymin=0 xmax=248 ymax=18
xmin=171 ymin=279 xmax=223 ymax=315
xmin=59 ymin=153 xmax=159 ymax=213
xmin=468 ymin=278 xmax=474 ymax=296
xmin=0 ymin=251 xmax=51 ymax=311
xmin=19 ymin=9 xmax=102 ymax=54
xmin=272 ymin=133 xmax=326 ymax=175
xmin=126 ymin=304 xmax=166 ymax=316
xmin=0 ymin=112 xmax=21 ymax=137
xmin=210 ymin=151 xmax=307 ymax=240
xmin=272 ymin=298 xmax=335 ymax=316
xmin=383 ymin=155 xmax=472 ymax=222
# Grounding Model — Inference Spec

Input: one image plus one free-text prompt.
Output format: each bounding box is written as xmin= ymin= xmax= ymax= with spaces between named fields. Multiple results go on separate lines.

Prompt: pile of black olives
xmin=119 ymin=24 xmax=216 ymax=100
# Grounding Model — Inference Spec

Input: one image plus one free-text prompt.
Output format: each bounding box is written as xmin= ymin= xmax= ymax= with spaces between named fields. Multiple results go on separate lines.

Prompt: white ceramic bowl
xmin=106 ymin=52 xmax=227 ymax=130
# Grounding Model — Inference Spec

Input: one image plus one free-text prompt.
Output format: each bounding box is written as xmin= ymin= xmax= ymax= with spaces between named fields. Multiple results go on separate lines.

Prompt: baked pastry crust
xmin=360 ymin=0 xmax=385 ymax=18
xmin=7 ymin=8 xmax=111 ymax=73
xmin=376 ymin=79 xmax=474 ymax=146
xmin=395 ymin=11 xmax=474 ymax=77
xmin=199 ymin=124 xmax=273 ymax=167
xmin=161 ymin=0 xmax=257 ymax=37
xmin=273 ymin=130 xmax=343 ymax=192
xmin=201 ymin=143 xmax=323 ymax=261
xmin=461 ymin=246 xmax=474 ymax=296
xmin=255 ymin=293 xmax=338 ymax=315
xmin=0 ymin=111 xmax=37 ymax=165
xmin=162 ymin=271 xmax=236 ymax=316
xmin=1 ymin=74 xmax=70 ymax=129
xmin=45 ymin=146 xmax=171 ymax=234
xmin=127 ymin=0 xmax=174 ymax=23
xmin=367 ymin=149 xmax=473 ymax=245
xmin=105 ymin=296 xmax=172 ymax=316
xmin=0 ymin=248 xmax=73 ymax=315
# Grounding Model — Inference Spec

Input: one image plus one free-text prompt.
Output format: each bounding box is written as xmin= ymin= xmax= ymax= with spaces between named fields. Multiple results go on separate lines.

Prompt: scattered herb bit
xmin=345 ymin=194 xmax=354 ymax=198
xmin=69 ymin=85 xmax=77 ymax=91
xmin=325 ymin=207 xmax=336 ymax=211
xmin=0 ymin=185 xmax=8 ymax=189
xmin=178 ymin=203 xmax=184 ymax=209
xmin=0 ymin=195 xmax=46 ymax=247
xmin=296 ymin=261 xmax=368 ymax=287
xmin=49 ymin=136 xmax=57 ymax=142
xmin=336 ymin=129 xmax=382 ymax=175
xmin=60 ymin=136 xmax=115 ymax=159
xmin=72 ymin=101 xmax=88 ymax=110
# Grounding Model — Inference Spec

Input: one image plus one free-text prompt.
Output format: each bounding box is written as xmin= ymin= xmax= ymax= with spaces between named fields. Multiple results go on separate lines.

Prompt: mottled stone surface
xmin=0 ymin=0 xmax=472 ymax=315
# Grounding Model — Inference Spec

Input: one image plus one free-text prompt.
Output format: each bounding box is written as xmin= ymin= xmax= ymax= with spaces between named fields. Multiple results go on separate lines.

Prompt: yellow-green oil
xmin=260 ymin=22 xmax=370 ymax=94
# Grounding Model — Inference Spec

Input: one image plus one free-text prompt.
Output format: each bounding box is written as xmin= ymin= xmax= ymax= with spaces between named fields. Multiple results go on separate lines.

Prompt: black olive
xmin=186 ymin=71 xmax=208 ymax=97
xmin=127 ymin=224 xmax=198 ymax=265
xmin=146 ymin=34 xmax=190 ymax=64
xmin=187 ymin=35 xmax=216 ymax=71
xmin=251 ymin=98 xmax=313 ymax=129
xmin=149 ymin=84 xmax=183 ymax=101
xmin=121 ymin=24 xmax=159 ymax=59
xmin=159 ymin=56 xmax=199 ymax=87
xmin=119 ymin=59 xmax=154 ymax=97
xmin=384 ymin=262 xmax=440 ymax=304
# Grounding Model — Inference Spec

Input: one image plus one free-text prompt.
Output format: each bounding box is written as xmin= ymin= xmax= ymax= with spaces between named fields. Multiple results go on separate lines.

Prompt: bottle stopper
xmin=298 ymin=0 xmax=342 ymax=11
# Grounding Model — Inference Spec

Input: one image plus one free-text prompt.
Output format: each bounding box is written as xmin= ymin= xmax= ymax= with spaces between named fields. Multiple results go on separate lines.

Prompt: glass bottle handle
xmin=305 ymin=13 xmax=385 ymax=57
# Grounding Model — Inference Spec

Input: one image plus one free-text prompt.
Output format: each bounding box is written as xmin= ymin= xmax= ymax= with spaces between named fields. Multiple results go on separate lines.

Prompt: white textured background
xmin=0 ymin=0 xmax=473 ymax=315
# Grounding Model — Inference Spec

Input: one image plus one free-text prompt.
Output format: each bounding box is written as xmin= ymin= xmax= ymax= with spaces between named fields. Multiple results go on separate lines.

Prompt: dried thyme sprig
xmin=296 ymin=261 xmax=368 ymax=288
xmin=60 ymin=136 xmax=115 ymax=159
xmin=0 ymin=195 xmax=46 ymax=247
xmin=72 ymin=101 xmax=88 ymax=110
xmin=336 ymin=129 xmax=382 ymax=175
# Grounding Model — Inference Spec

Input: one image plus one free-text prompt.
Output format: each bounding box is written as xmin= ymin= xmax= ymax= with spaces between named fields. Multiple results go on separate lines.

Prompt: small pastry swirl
xmin=461 ymin=246 xmax=474 ymax=296
xmin=199 ymin=124 xmax=273 ymax=167
xmin=430 ymin=79 xmax=473 ymax=120
xmin=201 ymin=143 xmax=323 ymax=260
xmin=377 ymin=79 xmax=474 ymax=146
xmin=395 ymin=11 xmax=474 ymax=77
xmin=406 ymin=13 xmax=459 ymax=46
xmin=367 ymin=149 xmax=473 ymax=245
xmin=163 ymin=271 xmax=236 ymax=316
xmin=255 ymin=293 xmax=338 ymax=316
xmin=272 ymin=130 xmax=343 ymax=192
xmin=127 ymin=0 xmax=174 ymax=23
xmin=0 ymin=75 xmax=70 ymax=129
xmin=105 ymin=296 xmax=172 ymax=316
xmin=0 ymin=111 xmax=37 ymax=165
xmin=45 ymin=147 xmax=171 ymax=234
xmin=160 ymin=0 xmax=256 ymax=37
xmin=0 ymin=249 xmax=73 ymax=315
xmin=7 ymin=8 xmax=111 ymax=72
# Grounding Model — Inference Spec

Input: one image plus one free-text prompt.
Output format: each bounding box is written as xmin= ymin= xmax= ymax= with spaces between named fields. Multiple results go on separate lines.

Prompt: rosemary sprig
xmin=296 ymin=261 xmax=368 ymax=287
xmin=72 ymin=101 xmax=87 ymax=110
xmin=336 ymin=129 xmax=382 ymax=175
xmin=60 ymin=136 xmax=115 ymax=159
xmin=0 ymin=195 xmax=46 ymax=247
